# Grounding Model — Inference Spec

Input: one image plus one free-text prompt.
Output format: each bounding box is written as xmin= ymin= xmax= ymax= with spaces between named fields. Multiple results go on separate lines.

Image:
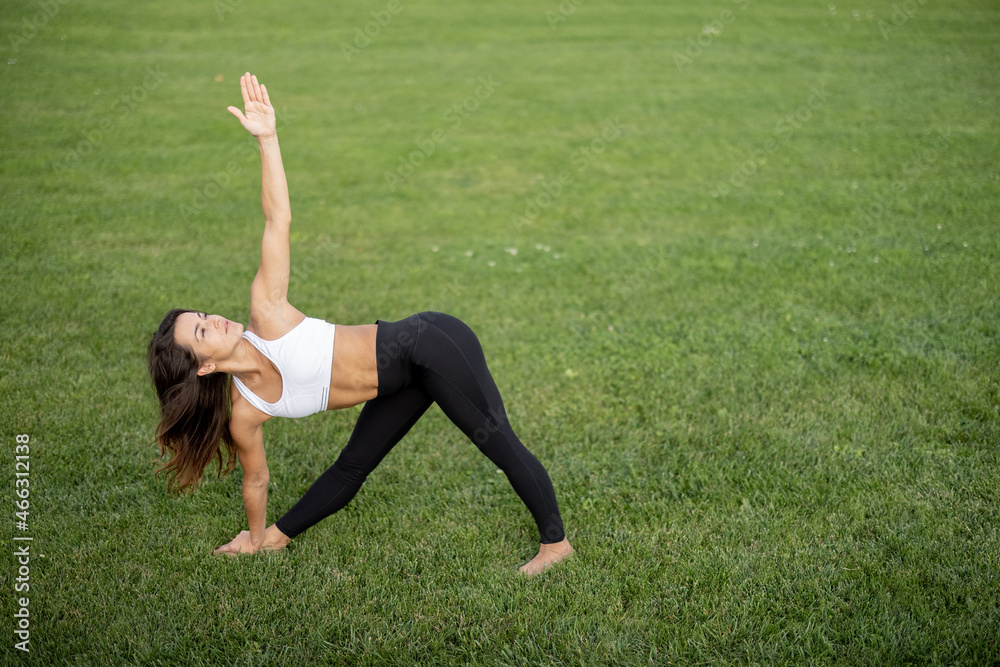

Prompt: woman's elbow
xmin=243 ymin=471 xmax=270 ymax=489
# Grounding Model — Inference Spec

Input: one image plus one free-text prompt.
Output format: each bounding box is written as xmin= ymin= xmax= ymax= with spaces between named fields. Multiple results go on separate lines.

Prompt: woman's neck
xmin=215 ymin=338 xmax=271 ymax=382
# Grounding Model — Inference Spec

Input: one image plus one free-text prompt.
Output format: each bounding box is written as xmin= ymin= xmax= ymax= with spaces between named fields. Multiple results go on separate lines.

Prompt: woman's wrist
xmin=249 ymin=527 xmax=267 ymax=550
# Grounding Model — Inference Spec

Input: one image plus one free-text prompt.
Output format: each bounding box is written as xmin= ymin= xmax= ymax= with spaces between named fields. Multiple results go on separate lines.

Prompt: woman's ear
xmin=197 ymin=362 xmax=216 ymax=377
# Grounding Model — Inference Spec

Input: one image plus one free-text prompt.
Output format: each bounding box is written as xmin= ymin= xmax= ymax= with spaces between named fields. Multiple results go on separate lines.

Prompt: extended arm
xmin=238 ymin=422 xmax=269 ymax=546
xmin=227 ymin=73 xmax=302 ymax=330
xmin=213 ymin=412 xmax=291 ymax=556
xmin=227 ymin=72 xmax=288 ymax=220
xmin=250 ymin=134 xmax=293 ymax=309
xmin=212 ymin=417 xmax=268 ymax=554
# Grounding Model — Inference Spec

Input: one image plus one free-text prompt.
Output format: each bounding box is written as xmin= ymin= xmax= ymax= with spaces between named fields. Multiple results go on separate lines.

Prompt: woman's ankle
xmin=263 ymin=523 xmax=292 ymax=550
xmin=519 ymin=538 xmax=574 ymax=575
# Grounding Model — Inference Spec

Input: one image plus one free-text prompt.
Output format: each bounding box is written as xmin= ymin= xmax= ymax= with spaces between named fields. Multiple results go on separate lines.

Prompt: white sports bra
xmin=232 ymin=317 xmax=335 ymax=419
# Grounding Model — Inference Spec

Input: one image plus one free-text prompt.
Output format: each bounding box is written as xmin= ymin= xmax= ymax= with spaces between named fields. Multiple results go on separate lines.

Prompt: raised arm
xmin=227 ymin=73 xmax=302 ymax=332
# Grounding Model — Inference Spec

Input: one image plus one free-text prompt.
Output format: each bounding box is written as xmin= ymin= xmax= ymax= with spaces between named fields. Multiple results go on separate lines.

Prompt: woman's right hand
xmin=227 ymin=72 xmax=277 ymax=139
xmin=213 ymin=530 xmax=258 ymax=556
xmin=212 ymin=525 xmax=290 ymax=556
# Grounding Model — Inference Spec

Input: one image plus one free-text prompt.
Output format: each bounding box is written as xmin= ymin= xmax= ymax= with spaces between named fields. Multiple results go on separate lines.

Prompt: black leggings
xmin=274 ymin=312 xmax=566 ymax=544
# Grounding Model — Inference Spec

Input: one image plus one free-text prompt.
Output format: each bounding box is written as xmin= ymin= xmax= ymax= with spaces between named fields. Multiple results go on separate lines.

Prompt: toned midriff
xmin=325 ymin=323 xmax=379 ymax=410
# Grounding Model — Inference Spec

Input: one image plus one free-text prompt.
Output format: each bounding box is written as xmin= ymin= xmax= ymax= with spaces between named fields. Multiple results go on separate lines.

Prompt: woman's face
xmin=172 ymin=311 xmax=244 ymax=374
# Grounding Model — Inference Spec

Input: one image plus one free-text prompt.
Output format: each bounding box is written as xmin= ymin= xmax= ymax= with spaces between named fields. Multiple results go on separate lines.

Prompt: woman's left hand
xmin=213 ymin=530 xmax=258 ymax=556
xmin=227 ymin=72 xmax=277 ymax=139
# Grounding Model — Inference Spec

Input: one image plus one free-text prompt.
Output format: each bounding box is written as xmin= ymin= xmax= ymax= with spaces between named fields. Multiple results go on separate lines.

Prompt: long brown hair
xmin=148 ymin=309 xmax=237 ymax=493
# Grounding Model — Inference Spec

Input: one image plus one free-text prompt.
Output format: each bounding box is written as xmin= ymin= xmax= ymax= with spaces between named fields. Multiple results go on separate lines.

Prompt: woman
xmin=148 ymin=73 xmax=573 ymax=575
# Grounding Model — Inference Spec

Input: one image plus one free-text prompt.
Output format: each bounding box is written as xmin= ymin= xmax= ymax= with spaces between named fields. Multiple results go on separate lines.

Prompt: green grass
xmin=1 ymin=0 xmax=998 ymax=664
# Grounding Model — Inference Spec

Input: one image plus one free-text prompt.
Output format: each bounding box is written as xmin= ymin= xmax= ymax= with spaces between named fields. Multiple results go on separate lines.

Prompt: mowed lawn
xmin=1 ymin=0 xmax=998 ymax=664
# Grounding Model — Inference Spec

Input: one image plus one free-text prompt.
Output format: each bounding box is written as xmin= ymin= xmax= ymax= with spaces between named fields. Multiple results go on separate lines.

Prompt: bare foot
xmin=262 ymin=523 xmax=292 ymax=552
xmin=518 ymin=538 xmax=574 ymax=576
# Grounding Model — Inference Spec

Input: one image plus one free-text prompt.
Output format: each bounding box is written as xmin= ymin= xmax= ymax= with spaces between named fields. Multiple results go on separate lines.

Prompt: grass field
xmin=1 ymin=0 xmax=998 ymax=664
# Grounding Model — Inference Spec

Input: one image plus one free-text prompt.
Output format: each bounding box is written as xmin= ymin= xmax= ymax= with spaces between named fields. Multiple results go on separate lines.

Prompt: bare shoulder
xmin=247 ymin=299 xmax=306 ymax=341
xmin=230 ymin=379 xmax=271 ymax=442
xmin=229 ymin=382 xmax=270 ymax=474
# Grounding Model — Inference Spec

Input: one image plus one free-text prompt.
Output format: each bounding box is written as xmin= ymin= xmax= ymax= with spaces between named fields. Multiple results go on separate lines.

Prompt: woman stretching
xmin=147 ymin=73 xmax=573 ymax=575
